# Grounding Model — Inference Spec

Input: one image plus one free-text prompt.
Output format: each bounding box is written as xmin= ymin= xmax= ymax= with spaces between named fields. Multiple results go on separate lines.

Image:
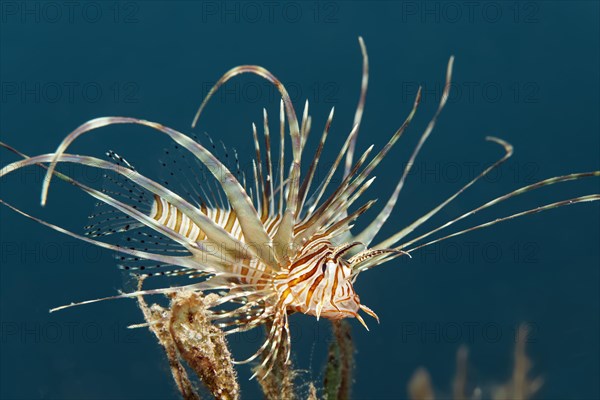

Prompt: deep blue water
xmin=1 ymin=1 xmax=599 ymax=399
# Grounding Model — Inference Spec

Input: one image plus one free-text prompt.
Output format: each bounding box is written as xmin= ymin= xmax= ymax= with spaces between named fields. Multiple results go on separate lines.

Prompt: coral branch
xmin=324 ymin=320 xmax=355 ymax=399
xmin=408 ymin=368 xmax=436 ymax=400
xmin=408 ymin=323 xmax=543 ymax=400
xmin=493 ymin=324 xmax=543 ymax=400
xmin=135 ymin=280 xmax=201 ymax=400
xmin=170 ymin=292 xmax=240 ymax=400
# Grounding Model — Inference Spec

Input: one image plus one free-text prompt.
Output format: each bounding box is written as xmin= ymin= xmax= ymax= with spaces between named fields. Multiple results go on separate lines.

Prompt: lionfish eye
xmin=321 ymin=263 xmax=327 ymax=273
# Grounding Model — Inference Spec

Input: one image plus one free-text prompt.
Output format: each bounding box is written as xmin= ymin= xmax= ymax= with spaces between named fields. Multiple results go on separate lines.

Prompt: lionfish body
xmin=148 ymin=192 xmax=365 ymax=323
xmin=1 ymin=37 xmax=598 ymax=378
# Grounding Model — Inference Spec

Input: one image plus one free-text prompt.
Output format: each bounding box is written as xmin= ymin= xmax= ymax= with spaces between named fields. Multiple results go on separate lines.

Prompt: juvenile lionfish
xmin=1 ymin=37 xmax=598 ymax=379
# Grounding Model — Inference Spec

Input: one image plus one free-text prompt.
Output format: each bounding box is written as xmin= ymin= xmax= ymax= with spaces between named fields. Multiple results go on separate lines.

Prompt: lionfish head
xmin=283 ymin=240 xmax=408 ymax=329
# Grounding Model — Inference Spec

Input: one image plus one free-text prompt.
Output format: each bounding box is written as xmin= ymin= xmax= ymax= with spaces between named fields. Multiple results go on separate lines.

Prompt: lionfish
xmin=1 ymin=37 xmax=598 ymax=379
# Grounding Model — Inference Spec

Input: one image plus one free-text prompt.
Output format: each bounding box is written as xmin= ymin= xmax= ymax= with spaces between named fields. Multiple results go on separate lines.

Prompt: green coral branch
xmin=324 ymin=320 xmax=355 ymax=400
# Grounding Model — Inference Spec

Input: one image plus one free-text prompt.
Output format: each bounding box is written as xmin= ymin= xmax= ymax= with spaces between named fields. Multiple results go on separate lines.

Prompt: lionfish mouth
xmin=0 ymin=36 xmax=598 ymax=380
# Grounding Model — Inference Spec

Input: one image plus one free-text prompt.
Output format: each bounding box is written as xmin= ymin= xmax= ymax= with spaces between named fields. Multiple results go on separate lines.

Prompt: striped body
xmin=150 ymin=195 xmax=361 ymax=320
xmin=151 ymin=194 xmax=243 ymax=243
xmin=150 ymin=195 xmax=274 ymax=287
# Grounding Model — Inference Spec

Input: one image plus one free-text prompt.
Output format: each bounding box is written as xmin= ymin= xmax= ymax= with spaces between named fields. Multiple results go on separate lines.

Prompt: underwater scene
xmin=1 ymin=1 xmax=598 ymax=399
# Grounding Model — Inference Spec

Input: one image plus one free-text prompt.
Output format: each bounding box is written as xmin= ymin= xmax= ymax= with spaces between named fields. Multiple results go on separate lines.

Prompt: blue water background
xmin=1 ymin=1 xmax=599 ymax=399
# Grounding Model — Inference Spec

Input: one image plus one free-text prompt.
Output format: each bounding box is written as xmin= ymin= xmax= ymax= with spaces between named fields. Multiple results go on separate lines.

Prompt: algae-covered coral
xmin=136 ymin=279 xmax=239 ymax=399
xmin=408 ymin=325 xmax=542 ymax=400
xmin=135 ymin=279 xmax=541 ymax=400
